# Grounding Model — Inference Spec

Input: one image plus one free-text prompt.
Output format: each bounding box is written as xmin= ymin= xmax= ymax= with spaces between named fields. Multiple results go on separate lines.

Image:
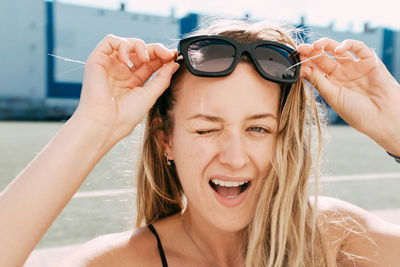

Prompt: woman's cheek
xmin=183 ymin=137 xmax=217 ymax=166
xmin=247 ymin=137 xmax=276 ymax=173
xmin=171 ymin=131 xmax=215 ymax=172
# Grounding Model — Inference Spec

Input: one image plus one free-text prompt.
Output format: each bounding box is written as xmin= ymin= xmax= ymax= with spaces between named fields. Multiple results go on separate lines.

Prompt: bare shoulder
xmin=57 ymin=227 xmax=160 ymax=267
xmin=311 ymin=196 xmax=400 ymax=266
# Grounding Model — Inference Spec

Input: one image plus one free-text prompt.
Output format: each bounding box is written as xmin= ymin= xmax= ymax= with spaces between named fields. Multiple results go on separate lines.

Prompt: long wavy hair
xmin=135 ymin=19 xmax=334 ymax=267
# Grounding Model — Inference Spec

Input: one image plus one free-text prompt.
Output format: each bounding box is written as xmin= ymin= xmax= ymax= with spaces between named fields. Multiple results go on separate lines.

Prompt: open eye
xmin=248 ymin=126 xmax=270 ymax=134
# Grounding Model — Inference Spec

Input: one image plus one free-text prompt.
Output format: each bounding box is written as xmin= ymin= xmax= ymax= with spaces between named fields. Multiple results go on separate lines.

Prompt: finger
xmin=335 ymin=39 xmax=374 ymax=59
xmin=127 ymin=52 xmax=148 ymax=72
xmin=125 ymin=38 xmax=150 ymax=64
xmin=128 ymin=58 xmax=164 ymax=86
xmin=139 ymin=62 xmax=180 ymax=106
xmin=298 ymin=43 xmax=324 ymax=62
xmin=171 ymin=49 xmax=179 ymax=57
xmin=312 ymin=38 xmax=355 ymax=64
xmin=297 ymin=43 xmax=313 ymax=57
xmin=95 ymin=35 xmax=149 ymax=70
xmin=95 ymin=34 xmax=130 ymax=64
xmin=308 ymin=51 xmax=339 ymax=76
xmin=301 ymin=62 xmax=341 ymax=108
xmin=147 ymin=43 xmax=175 ymax=63
xmin=299 ymin=43 xmax=339 ymax=76
xmin=125 ymin=43 xmax=176 ymax=72
xmin=312 ymin=37 xmax=339 ymax=51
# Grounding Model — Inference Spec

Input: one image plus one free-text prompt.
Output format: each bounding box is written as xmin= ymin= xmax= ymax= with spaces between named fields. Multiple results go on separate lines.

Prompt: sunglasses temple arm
xmin=175 ymin=53 xmax=184 ymax=62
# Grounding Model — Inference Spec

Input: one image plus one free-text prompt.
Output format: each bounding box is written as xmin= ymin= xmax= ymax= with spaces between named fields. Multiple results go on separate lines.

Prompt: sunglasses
xmin=176 ymin=35 xmax=301 ymax=85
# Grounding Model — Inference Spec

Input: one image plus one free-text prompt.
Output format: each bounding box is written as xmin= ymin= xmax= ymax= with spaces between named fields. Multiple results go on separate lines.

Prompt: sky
xmin=59 ymin=0 xmax=400 ymax=33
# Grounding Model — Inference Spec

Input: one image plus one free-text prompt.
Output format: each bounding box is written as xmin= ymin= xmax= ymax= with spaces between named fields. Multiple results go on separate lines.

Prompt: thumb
xmin=301 ymin=64 xmax=341 ymax=108
xmin=129 ymin=61 xmax=180 ymax=110
xmin=144 ymin=61 xmax=180 ymax=104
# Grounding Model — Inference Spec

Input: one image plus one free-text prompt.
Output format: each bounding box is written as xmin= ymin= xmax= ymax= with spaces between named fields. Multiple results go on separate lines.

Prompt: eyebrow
xmin=186 ymin=114 xmax=223 ymax=122
xmin=186 ymin=113 xmax=277 ymax=122
xmin=246 ymin=113 xmax=277 ymax=121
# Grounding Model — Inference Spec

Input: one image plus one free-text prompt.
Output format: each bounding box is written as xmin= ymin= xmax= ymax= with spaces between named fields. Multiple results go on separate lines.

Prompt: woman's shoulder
xmin=56 ymin=226 xmax=160 ymax=267
xmin=312 ymin=196 xmax=400 ymax=266
xmin=311 ymin=195 xmax=395 ymax=243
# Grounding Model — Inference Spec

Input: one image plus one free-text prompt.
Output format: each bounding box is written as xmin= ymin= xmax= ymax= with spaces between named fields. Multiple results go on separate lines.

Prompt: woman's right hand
xmin=74 ymin=34 xmax=179 ymax=145
xmin=0 ymin=35 xmax=179 ymax=267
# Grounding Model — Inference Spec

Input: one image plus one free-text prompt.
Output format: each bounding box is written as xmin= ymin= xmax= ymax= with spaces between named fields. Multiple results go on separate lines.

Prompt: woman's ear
xmin=159 ymin=130 xmax=174 ymax=161
xmin=152 ymin=116 xmax=174 ymax=161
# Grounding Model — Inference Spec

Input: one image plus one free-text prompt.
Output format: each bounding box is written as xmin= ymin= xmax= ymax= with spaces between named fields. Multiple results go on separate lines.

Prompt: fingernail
xmin=145 ymin=50 xmax=150 ymax=62
xmin=127 ymin=60 xmax=135 ymax=70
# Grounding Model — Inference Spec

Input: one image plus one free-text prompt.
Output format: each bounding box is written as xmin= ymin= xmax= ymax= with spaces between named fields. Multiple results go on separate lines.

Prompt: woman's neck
xmin=181 ymin=207 xmax=245 ymax=267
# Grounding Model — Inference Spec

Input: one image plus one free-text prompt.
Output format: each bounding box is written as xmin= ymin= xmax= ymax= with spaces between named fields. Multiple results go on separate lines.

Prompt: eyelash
xmin=195 ymin=127 xmax=270 ymax=135
xmin=196 ymin=129 xmax=218 ymax=135
xmin=248 ymin=126 xmax=270 ymax=134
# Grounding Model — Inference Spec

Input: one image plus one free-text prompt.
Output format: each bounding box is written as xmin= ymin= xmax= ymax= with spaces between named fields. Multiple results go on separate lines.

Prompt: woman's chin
xmin=209 ymin=213 xmax=252 ymax=233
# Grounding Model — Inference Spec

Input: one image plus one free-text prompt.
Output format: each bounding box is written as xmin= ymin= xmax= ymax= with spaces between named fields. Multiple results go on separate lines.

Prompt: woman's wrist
xmin=375 ymin=127 xmax=400 ymax=163
xmin=68 ymin=111 xmax=127 ymax=153
xmin=380 ymin=129 xmax=400 ymax=157
xmin=383 ymin=84 xmax=400 ymax=159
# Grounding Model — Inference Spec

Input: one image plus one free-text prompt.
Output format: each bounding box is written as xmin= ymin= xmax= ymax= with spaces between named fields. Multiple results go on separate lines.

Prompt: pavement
xmin=23 ymin=209 xmax=400 ymax=267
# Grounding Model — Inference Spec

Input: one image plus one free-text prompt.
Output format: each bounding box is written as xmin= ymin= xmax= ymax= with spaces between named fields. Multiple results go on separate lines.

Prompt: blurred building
xmin=0 ymin=1 xmax=399 ymax=121
xmin=0 ymin=0 xmax=180 ymax=119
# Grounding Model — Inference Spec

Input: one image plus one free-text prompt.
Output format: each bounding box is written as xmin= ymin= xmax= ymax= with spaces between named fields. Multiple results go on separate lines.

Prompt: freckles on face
xmin=180 ymin=120 xmax=214 ymax=159
xmin=168 ymin=63 xmax=281 ymax=230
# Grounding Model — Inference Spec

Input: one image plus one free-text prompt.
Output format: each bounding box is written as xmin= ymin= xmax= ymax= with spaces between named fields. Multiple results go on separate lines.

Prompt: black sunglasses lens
xmin=187 ymin=40 xmax=235 ymax=72
xmin=255 ymin=45 xmax=296 ymax=80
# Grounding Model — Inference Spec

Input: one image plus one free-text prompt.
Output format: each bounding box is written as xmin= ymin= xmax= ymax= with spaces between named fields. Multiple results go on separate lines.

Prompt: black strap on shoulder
xmin=148 ymin=224 xmax=168 ymax=267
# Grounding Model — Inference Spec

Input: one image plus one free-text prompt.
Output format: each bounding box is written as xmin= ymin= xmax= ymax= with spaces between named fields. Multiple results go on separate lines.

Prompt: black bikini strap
xmin=148 ymin=224 xmax=168 ymax=267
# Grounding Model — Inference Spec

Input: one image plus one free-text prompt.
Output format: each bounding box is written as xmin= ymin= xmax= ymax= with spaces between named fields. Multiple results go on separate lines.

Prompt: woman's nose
xmin=217 ymin=132 xmax=250 ymax=169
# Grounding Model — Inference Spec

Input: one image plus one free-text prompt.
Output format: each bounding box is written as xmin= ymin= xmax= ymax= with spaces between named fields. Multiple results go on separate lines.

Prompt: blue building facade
xmin=0 ymin=1 xmax=399 ymax=121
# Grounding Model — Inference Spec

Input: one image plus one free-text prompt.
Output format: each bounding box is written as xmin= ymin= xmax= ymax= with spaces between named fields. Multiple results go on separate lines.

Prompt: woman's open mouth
xmin=209 ymin=178 xmax=251 ymax=207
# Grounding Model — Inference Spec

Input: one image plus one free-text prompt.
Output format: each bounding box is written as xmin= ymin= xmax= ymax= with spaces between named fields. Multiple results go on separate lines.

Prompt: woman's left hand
xmin=298 ymin=38 xmax=400 ymax=155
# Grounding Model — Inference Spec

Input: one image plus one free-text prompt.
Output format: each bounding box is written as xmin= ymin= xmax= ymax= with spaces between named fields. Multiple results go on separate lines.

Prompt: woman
xmin=1 ymin=19 xmax=400 ymax=266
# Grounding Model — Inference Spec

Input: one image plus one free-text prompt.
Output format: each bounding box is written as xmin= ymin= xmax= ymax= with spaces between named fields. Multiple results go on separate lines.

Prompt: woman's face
xmin=166 ymin=63 xmax=281 ymax=232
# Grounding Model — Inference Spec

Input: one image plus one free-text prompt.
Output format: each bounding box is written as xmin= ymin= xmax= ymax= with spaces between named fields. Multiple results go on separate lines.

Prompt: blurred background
xmin=1 ymin=0 xmax=400 ymax=122
xmin=1 ymin=0 xmax=400 ymax=266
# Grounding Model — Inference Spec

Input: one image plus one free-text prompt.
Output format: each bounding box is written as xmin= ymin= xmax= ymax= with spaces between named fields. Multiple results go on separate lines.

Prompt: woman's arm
xmin=299 ymin=38 xmax=400 ymax=264
xmin=0 ymin=35 xmax=179 ymax=267
xmin=318 ymin=197 xmax=400 ymax=266
xmin=0 ymin=117 xmax=115 ymax=267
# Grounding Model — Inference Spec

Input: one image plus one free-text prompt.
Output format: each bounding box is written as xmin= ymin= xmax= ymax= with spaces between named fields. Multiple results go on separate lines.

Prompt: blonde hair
xmin=136 ymin=19 xmax=333 ymax=266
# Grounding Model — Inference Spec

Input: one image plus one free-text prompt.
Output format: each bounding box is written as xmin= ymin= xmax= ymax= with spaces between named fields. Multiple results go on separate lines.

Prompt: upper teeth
xmin=211 ymin=179 xmax=248 ymax=187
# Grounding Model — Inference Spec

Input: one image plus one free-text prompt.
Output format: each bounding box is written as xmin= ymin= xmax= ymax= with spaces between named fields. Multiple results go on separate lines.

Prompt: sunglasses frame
xmin=177 ymin=35 xmax=301 ymax=85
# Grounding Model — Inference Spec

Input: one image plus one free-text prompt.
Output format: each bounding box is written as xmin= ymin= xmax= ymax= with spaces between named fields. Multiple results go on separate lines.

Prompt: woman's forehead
xmin=174 ymin=63 xmax=281 ymax=118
